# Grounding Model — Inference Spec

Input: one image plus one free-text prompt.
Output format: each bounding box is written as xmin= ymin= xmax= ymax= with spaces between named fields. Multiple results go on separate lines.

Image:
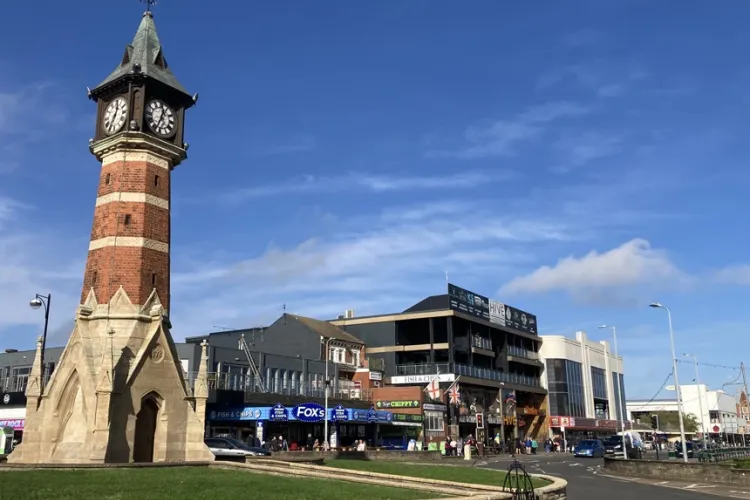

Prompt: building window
xmin=91 ymin=271 xmax=97 ymax=285
xmin=330 ymin=347 xmax=346 ymax=364
xmin=154 ymin=174 xmax=160 ymax=187
xmin=151 ymin=272 xmax=157 ymax=286
xmin=611 ymin=372 xmax=627 ymax=420
xmin=351 ymin=349 xmax=360 ymax=367
xmin=591 ymin=367 xmax=608 ymax=400
xmin=424 ymin=411 xmax=444 ymax=433
xmin=123 ymin=214 xmax=131 ymax=225
xmin=545 ymin=358 xmax=585 ymax=418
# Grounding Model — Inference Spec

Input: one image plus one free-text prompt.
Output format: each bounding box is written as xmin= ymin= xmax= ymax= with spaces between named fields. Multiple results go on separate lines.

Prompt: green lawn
xmin=0 ymin=467 xmax=434 ymax=500
xmin=323 ymin=459 xmax=550 ymax=489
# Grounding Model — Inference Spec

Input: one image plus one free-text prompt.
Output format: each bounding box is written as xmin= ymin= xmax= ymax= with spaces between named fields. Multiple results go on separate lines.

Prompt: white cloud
xmin=221 ymin=170 xmax=512 ymax=203
xmin=714 ymin=264 xmax=750 ymax=286
xmin=427 ymin=101 xmax=590 ymax=159
xmin=499 ymin=239 xmax=689 ymax=299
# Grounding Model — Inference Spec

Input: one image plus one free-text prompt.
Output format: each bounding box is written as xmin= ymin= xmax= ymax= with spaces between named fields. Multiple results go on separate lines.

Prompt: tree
xmin=646 ymin=411 xmax=699 ymax=433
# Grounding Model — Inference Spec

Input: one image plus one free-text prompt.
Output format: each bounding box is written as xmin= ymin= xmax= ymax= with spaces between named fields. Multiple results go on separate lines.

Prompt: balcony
xmin=507 ymin=346 xmax=539 ymax=361
xmin=471 ymin=335 xmax=492 ymax=351
xmin=185 ymin=372 xmax=372 ymax=401
xmin=394 ymin=363 xmax=541 ymax=388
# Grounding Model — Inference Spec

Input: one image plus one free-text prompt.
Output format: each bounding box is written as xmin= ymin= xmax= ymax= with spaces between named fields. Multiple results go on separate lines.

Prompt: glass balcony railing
xmin=184 ymin=372 xmax=372 ymax=401
xmin=471 ymin=335 xmax=493 ymax=351
xmin=394 ymin=363 xmax=541 ymax=388
xmin=507 ymin=346 xmax=539 ymax=361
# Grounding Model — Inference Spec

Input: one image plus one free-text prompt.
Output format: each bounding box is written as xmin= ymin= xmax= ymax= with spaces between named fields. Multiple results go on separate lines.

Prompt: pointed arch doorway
xmin=133 ymin=393 xmax=161 ymax=462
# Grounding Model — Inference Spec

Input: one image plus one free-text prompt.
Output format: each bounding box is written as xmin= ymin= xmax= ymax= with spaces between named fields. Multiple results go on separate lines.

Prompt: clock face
xmin=146 ymin=99 xmax=176 ymax=137
xmin=103 ymin=97 xmax=128 ymax=135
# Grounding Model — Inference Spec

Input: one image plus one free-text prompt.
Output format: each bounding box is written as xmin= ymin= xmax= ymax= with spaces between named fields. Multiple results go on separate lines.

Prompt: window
xmin=545 ymin=358 xmax=585 ymax=417
xmin=154 ymin=174 xmax=160 ymax=186
xmin=351 ymin=349 xmax=360 ymax=367
xmin=151 ymin=272 xmax=157 ymax=286
xmin=424 ymin=410 xmax=445 ymax=432
xmin=92 ymin=271 xmax=97 ymax=285
xmin=123 ymin=214 xmax=131 ymax=225
xmin=105 ymin=173 xmax=111 ymax=184
xmin=612 ymin=372 xmax=627 ymax=420
xmin=591 ymin=367 xmax=608 ymax=400
xmin=330 ymin=347 xmax=346 ymax=364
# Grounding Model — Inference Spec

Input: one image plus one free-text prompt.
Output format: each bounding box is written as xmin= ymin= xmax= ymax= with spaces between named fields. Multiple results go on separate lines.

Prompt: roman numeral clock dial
xmin=103 ymin=97 xmax=128 ymax=135
xmin=146 ymin=99 xmax=176 ymax=137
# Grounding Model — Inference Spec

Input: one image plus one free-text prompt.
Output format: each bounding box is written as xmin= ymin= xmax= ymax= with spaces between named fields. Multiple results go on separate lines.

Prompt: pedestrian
xmin=531 ymin=438 xmax=538 ymax=454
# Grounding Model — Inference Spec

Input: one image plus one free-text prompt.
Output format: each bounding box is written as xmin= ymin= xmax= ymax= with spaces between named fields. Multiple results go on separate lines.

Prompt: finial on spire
xmin=140 ymin=0 xmax=157 ymax=13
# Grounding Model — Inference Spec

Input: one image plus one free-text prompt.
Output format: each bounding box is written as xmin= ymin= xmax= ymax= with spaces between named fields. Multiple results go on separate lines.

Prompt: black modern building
xmin=330 ymin=283 xmax=548 ymax=443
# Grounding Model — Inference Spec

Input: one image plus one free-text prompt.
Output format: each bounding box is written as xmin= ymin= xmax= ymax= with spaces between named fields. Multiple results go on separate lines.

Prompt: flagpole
xmin=444 ymin=375 xmax=461 ymax=395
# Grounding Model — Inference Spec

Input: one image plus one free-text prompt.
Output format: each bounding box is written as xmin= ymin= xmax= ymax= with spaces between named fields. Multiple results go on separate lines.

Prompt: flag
xmin=448 ymin=382 xmax=461 ymax=405
xmin=425 ymin=378 xmax=441 ymax=400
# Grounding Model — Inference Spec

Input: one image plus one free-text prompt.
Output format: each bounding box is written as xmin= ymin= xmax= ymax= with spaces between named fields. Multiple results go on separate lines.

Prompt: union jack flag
xmin=448 ymin=382 xmax=461 ymax=405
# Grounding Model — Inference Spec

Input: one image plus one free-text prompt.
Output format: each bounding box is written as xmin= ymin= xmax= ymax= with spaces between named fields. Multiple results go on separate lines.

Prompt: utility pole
xmin=742 ymin=363 xmax=749 ymax=447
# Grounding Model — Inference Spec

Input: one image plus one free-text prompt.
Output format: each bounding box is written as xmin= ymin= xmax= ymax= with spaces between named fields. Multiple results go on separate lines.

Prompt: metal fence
xmin=395 ymin=362 xmax=541 ymax=388
xmin=507 ymin=346 xmax=539 ymax=361
xmin=698 ymin=447 xmax=750 ymax=463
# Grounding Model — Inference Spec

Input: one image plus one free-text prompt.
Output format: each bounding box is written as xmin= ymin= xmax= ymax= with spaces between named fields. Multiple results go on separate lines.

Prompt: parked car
xmin=602 ymin=436 xmax=622 ymax=455
xmin=573 ymin=439 xmax=606 ymax=458
xmin=204 ymin=437 xmax=271 ymax=458
xmin=676 ymin=441 xmax=695 ymax=459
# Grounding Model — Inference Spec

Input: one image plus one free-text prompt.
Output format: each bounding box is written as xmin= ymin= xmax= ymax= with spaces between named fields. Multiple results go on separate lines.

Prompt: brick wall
xmin=81 ymin=156 xmax=171 ymax=310
xmin=604 ymin=457 xmax=749 ymax=486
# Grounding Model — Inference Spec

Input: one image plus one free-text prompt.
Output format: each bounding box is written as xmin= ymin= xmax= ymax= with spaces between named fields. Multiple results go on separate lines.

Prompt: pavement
xmin=475 ymin=452 xmax=750 ymax=499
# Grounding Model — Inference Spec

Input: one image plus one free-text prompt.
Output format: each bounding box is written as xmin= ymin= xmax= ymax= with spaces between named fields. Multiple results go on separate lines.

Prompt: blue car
xmin=573 ymin=439 xmax=606 ymax=458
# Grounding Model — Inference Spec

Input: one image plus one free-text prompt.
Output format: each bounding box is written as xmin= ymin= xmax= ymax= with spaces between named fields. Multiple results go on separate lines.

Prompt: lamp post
xmin=650 ymin=302 xmax=688 ymax=463
xmin=599 ymin=325 xmax=628 ymax=460
xmin=683 ymin=353 xmax=708 ymax=450
xmin=321 ymin=336 xmax=333 ymax=450
xmin=29 ymin=293 xmax=51 ymax=391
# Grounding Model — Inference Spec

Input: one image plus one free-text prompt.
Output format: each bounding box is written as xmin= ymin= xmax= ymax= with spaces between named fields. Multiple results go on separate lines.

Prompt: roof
xmin=94 ymin=11 xmax=189 ymax=96
xmin=290 ymin=315 xmax=364 ymax=344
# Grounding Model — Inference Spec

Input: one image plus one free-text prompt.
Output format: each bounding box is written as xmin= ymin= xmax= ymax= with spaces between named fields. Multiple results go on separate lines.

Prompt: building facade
xmin=627 ymin=385 xmax=749 ymax=443
xmin=332 ymin=283 xmax=548 ymax=445
xmin=538 ymin=331 xmax=628 ymax=438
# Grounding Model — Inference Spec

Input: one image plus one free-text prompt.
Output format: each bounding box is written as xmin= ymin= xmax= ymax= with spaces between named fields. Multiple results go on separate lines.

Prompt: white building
xmin=539 ymin=331 xmax=627 ymax=434
xmin=627 ymin=385 xmax=749 ymax=440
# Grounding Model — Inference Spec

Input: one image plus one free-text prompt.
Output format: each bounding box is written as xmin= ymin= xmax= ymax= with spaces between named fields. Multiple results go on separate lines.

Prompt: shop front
xmin=548 ymin=416 xmax=631 ymax=446
xmin=207 ymin=402 xmax=393 ymax=449
xmin=0 ymin=392 xmax=26 ymax=449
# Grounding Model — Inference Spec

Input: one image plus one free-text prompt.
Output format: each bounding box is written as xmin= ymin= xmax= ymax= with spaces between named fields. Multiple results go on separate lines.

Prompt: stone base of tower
xmin=8 ymin=287 xmax=213 ymax=464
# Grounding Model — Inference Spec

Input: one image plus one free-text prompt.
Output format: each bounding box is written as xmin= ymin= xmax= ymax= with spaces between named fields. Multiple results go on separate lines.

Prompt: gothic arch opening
xmin=133 ymin=391 xmax=161 ymax=462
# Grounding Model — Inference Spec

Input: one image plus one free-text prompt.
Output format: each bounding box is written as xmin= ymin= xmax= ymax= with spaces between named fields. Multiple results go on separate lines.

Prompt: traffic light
xmin=650 ymin=414 xmax=659 ymax=430
xmin=476 ymin=413 xmax=485 ymax=429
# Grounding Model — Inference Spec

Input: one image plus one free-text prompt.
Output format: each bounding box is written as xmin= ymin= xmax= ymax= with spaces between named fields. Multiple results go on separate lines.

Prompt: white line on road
xmin=729 ymin=491 xmax=750 ymax=495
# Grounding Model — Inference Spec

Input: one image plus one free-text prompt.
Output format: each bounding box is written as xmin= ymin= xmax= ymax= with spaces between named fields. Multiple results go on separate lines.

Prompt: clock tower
xmin=9 ymin=9 xmax=213 ymax=464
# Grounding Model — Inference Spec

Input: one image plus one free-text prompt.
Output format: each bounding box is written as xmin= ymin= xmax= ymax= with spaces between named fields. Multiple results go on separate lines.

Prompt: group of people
xmin=443 ymin=434 xmax=478 ymax=456
xmin=244 ymin=433 xmax=369 ymax=452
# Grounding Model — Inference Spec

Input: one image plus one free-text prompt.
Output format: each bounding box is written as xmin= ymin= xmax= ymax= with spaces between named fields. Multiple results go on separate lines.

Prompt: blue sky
xmin=2 ymin=0 xmax=750 ymax=398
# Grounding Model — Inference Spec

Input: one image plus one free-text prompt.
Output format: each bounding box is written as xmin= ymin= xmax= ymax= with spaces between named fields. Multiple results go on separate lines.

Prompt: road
xmin=477 ymin=452 xmax=750 ymax=499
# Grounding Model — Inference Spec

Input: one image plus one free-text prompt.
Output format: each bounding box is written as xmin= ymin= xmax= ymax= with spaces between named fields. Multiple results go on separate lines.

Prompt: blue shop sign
xmin=332 ymin=404 xmax=348 ymax=422
xmin=209 ymin=404 xmax=393 ymax=424
xmin=293 ymin=403 xmax=326 ymax=423
xmin=270 ymin=403 xmax=288 ymax=422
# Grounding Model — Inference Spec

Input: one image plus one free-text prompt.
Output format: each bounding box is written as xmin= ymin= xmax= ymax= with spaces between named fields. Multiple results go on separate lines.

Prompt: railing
xmin=395 ymin=363 xmax=451 ymax=376
xmin=471 ymin=335 xmax=493 ymax=351
xmin=698 ymin=446 xmax=750 ymax=463
xmin=394 ymin=363 xmax=541 ymax=388
xmin=507 ymin=346 xmax=539 ymax=361
xmin=184 ymin=372 xmax=372 ymax=401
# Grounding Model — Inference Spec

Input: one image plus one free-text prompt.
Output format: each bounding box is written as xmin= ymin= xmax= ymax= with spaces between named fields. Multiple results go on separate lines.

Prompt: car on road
xmin=573 ymin=439 xmax=606 ymax=458
xmin=602 ymin=436 xmax=623 ymax=455
xmin=204 ymin=437 xmax=271 ymax=458
xmin=676 ymin=441 xmax=695 ymax=459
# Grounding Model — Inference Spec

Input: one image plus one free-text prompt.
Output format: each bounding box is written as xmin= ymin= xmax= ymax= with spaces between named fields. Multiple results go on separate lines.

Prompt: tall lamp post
xmin=29 ymin=293 xmax=51 ymax=391
xmin=649 ymin=302 xmax=689 ymax=463
xmin=683 ymin=353 xmax=708 ymax=450
xmin=599 ymin=325 xmax=628 ymax=460
xmin=321 ymin=336 xmax=333 ymax=450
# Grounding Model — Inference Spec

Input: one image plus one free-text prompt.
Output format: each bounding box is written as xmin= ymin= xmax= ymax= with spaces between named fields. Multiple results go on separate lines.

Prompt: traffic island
xmin=603 ymin=456 xmax=750 ymax=486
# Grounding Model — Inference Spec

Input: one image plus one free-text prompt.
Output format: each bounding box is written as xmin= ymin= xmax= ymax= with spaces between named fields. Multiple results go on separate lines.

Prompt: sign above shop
xmin=0 ymin=419 xmax=24 ymax=430
xmin=390 ymin=374 xmax=455 ymax=385
xmin=376 ymin=400 xmax=420 ymax=409
xmin=294 ymin=403 xmax=325 ymax=423
xmin=270 ymin=403 xmax=288 ymax=422
xmin=448 ymin=283 xmax=490 ymax=321
xmin=423 ymin=403 xmax=447 ymax=412
xmin=332 ymin=405 xmax=348 ymax=422
xmin=392 ymin=413 xmax=424 ymax=423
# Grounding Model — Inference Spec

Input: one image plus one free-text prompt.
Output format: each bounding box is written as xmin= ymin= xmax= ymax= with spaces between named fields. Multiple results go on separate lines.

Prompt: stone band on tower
xmin=8 ymin=9 xmax=212 ymax=464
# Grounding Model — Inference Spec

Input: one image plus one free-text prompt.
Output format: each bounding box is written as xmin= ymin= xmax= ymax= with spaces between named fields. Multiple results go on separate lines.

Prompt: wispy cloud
xmin=427 ymin=101 xmax=590 ymax=159
xmin=714 ymin=264 xmax=750 ymax=286
xmin=499 ymin=239 xmax=692 ymax=304
xmin=220 ymin=170 xmax=513 ymax=203
xmin=537 ymin=61 xmax=648 ymax=98
xmin=551 ymin=131 xmax=624 ymax=172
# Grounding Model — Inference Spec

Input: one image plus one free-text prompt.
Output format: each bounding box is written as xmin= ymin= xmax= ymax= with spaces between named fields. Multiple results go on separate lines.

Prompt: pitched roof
xmin=290 ymin=315 xmax=364 ymax=344
xmin=94 ymin=11 xmax=189 ymax=96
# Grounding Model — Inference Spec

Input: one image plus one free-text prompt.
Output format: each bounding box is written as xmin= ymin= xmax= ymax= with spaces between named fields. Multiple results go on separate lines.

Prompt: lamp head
xmin=29 ymin=298 xmax=43 ymax=310
xmin=649 ymin=302 xmax=663 ymax=309
xmin=598 ymin=324 xmax=610 ymax=329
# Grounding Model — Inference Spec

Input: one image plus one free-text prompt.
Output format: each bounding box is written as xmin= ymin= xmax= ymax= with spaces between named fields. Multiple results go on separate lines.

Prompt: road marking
xmin=729 ymin=491 xmax=750 ymax=495
xmin=657 ymin=481 xmax=669 ymax=485
xmin=568 ymin=463 xmax=582 ymax=467
xmin=684 ymin=484 xmax=716 ymax=490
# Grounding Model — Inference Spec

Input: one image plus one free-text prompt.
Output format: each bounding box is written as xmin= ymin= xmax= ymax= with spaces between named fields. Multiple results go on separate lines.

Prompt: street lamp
xmin=683 ymin=353 xmax=708 ymax=450
xmin=29 ymin=293 xmax=51 ymax=391
xmin=321 ymin=336 xmax=334 ymax=450
xmin=599 ymin=325 xmax=628 ymax=460
xmin=649 ymin=302 xmax=688 ymax=463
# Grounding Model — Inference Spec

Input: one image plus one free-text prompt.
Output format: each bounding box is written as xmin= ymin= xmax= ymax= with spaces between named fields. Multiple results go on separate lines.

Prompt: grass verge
xmin=323 ymin=459 xmax=551 ymax=489
xmin=0 ymin=467 xmax=435 ymax=500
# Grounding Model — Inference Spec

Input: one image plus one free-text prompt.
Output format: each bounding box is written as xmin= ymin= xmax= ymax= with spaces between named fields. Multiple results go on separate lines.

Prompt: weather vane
xmin=140 ymin=0 xmax=157 ymax=12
